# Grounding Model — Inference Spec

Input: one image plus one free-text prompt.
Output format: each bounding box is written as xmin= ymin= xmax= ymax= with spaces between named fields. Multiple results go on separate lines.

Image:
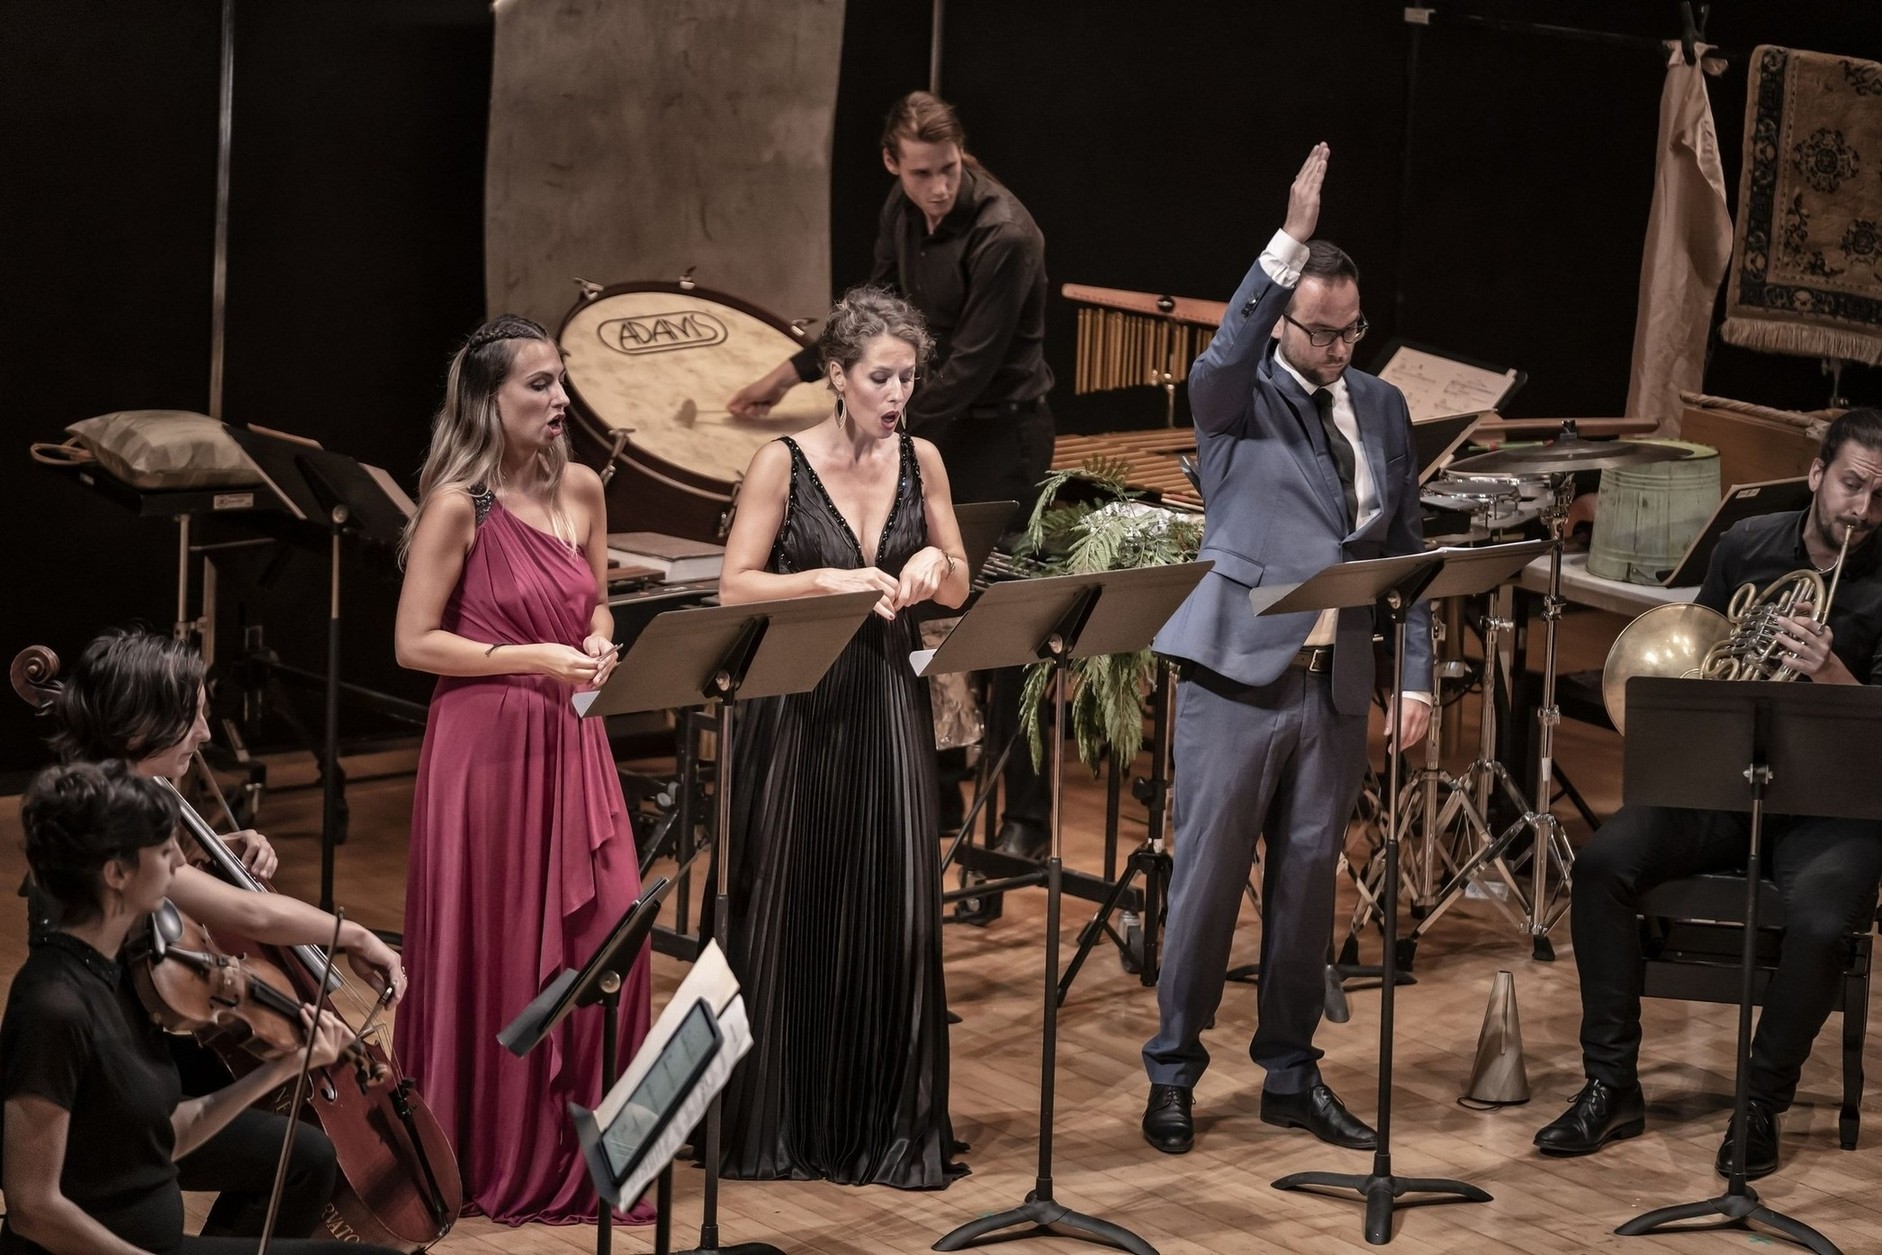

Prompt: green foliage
xmin=1015 ymin=458 xmax=1202 ymax=771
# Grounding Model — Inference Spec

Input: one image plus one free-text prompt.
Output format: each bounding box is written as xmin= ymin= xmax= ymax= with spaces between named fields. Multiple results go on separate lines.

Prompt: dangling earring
xmin=834 ymin=393 xmax=847 ymax=425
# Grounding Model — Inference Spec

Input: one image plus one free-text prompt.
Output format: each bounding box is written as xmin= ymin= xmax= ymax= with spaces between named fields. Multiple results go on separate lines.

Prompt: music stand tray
xmin=1614 ymin=678 xmax=1882 ymax=1255
xmin=574 ymin=590 xmax=880 ymax=719
xmin=500 ymin=877 xmax=672 ymax=1058
xmin=953 ymin=499 xmax=1022 ymax=577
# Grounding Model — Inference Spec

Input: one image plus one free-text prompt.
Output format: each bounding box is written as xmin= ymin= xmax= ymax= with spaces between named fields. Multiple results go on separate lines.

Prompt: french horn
xmin=1600 ymin=523 xmax=1853 ymax=733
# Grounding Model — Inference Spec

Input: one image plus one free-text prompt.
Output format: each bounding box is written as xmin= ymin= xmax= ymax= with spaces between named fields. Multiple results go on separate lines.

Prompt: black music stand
xmin=954 ymin=500 xmax=1022 ymax=576
xmin=577 ymin=589 xmax=881 ymax=1255
xmin=1613 ymin=679 xmax=1882 ymax=1255
xmin=920 ymin=561 xmax=1211 ymax=1255
xmin=224 ymin=426 xmax=414 ymax=911
xmin=1259 ymin=543 xmax=1542 ymax=1245
xmin=501 ymin=877 xmax=673 ymax=1255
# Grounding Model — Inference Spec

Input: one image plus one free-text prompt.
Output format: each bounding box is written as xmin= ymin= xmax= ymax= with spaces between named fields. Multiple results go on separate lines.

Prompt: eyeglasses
xmin=1281 ymin=313 xmax=1369 ymax=348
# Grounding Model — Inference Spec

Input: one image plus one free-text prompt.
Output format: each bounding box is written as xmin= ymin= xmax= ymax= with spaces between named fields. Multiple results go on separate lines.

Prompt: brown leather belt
xmin=1291 ymin=646 xmax=1334 ymax=673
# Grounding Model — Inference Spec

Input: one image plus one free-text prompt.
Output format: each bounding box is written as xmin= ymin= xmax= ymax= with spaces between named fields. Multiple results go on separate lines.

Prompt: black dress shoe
xmin=1260 ymin=1084 xmax=1377 ymax=1150
xmin=1141 ymin=1083 xmax=1193 ymax=1154
xmin=1715 ymin=1099 xmax=1781 ymax=1180
xmin=1533 ymin=1078 xmax=1646 ymax=1156
xmin=992 ymin=819 xmax=1050 ymax=861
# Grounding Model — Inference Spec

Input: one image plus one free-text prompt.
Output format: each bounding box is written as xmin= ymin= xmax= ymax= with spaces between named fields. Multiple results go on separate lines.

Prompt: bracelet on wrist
xmin=485 ymin=642 xmax=504 ymax=657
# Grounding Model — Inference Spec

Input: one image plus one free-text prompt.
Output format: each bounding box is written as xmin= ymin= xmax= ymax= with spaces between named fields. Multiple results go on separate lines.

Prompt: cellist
xmin=25 ymin=628 xmax=406 ymax=1240
xmin=0 ymin=760 xmax=402 ymax=1255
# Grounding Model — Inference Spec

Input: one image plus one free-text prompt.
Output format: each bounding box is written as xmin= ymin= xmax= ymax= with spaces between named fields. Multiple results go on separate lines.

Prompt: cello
xmin=10 ymin=645 xmax=464 ymax=1251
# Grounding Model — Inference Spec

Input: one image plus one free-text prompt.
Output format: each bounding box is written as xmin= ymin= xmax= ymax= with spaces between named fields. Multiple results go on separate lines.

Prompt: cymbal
xmin=1447 ymin=436 xmax=1689 ymax=476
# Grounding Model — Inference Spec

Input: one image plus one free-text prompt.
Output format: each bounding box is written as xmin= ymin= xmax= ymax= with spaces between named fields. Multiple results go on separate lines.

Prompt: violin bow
xmin=256 ymin=907 xmax=347 ymax=1255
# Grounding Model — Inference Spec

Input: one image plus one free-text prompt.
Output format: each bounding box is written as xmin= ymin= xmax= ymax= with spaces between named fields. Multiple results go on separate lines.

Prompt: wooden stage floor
xmin=2 ymin=604 xmax=1878 ymax=1253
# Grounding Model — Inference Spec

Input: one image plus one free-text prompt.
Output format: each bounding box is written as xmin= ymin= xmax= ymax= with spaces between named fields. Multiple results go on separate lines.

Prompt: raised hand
xmin=815 ymin=565 xmax=901 ymax=620
xmin=1283 ymin=142 xmax=1329 ymax=243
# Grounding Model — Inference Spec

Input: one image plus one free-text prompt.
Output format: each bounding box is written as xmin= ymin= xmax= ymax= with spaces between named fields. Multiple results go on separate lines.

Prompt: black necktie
xmin=1312 ymin=387 xmax=1359 ymax=529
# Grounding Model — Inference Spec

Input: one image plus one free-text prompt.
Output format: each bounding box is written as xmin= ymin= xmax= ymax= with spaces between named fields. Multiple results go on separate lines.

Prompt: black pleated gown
xmin=720 ymin=433 xmax=966 ymax=1190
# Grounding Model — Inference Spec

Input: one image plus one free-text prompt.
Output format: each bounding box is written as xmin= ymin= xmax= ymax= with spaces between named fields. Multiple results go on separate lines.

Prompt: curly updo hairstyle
xmin=22 ymin=759 xmax=180 ymax=923
xmin=816 ymin=286 xmax=934 ymax=388
xmin=50 ymin=628 xmax=204 ymax=767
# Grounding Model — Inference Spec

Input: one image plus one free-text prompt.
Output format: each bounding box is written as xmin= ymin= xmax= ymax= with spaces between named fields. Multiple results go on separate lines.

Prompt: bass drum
xmin=558 ymin=281 xmax=831 ymax=541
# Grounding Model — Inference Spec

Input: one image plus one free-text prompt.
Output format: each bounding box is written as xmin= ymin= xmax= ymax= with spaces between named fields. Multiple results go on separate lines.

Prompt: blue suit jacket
xmin=1153 ymin=255 xmax=1433 ymax=715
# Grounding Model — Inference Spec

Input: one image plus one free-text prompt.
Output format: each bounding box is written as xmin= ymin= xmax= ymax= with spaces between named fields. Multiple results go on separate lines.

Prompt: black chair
xmin=1638 ymin=872 xmax=1877 ymax=1149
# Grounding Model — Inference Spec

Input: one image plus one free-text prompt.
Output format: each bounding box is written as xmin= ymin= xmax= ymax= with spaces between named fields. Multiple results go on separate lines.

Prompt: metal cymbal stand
xmin=1386 ymin=477 xmax=1577 ymax=963
xmin=1344 ymin=584 xmax=1533 ymax=968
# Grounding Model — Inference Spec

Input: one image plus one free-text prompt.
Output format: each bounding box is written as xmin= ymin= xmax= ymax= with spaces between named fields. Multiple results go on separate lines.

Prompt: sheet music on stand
xmin=569 ymin=941 xmax=752 ymax=1210
xmin=1373 ymin=340 xmax=1526 ymax=424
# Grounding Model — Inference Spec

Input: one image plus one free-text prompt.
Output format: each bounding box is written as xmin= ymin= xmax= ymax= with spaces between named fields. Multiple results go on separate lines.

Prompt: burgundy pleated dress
xmin=719 ymin=434 xmax=965 ymax=1189
xmin=396 ymin=495 xmax=653 ymax=1225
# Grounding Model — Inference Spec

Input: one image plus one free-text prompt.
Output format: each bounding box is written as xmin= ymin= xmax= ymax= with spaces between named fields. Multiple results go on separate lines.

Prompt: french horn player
xmin=1534 ymin=408 xmax=1882 ymax=1180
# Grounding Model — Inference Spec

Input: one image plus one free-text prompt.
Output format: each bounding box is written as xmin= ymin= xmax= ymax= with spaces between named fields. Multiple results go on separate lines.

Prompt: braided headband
xmin=465 ymin=316 xmax=549 ymax=353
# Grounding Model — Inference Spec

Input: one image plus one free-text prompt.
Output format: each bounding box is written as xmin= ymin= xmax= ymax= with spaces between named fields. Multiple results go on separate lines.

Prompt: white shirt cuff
xmin=1258 ymin=229 xmax=1310 ymax=286
xmin=1401 ymin=691 xmax=1434 ymax=707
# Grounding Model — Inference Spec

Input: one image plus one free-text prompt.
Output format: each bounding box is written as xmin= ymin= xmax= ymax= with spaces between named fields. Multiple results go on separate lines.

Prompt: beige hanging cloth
xmin=1625 ymin=44 xmax=1732 ymax=436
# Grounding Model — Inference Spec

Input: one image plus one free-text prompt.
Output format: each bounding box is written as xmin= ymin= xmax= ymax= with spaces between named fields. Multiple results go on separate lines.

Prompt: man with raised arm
xmin=1141 ymin=144 xmax=1432 ymax=1155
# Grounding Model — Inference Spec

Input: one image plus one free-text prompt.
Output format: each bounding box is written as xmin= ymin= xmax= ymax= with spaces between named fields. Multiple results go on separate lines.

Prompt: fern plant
xmin=1014 ymin=457 xmax=1203 ymax=771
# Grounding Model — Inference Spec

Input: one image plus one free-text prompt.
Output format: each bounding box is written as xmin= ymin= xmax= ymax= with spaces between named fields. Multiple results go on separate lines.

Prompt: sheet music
xmin=1377 ymin=347 xmax=1521 ymax=424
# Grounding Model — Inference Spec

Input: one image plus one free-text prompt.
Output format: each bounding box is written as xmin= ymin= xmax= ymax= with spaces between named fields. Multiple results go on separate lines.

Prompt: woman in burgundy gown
xmin=393 ymin=315 xmax=651 ymax=1225
xmin=717 ymin=287 xmax=972 ymax=1188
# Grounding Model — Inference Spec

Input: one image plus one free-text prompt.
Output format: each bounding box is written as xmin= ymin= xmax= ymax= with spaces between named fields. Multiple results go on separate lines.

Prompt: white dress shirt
xmin=1257 ymin=230 xmax=1430 ymax=705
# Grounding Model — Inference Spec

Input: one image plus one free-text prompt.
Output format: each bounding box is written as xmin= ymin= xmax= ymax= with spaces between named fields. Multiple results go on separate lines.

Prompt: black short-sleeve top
xmin=0 ymin=932 xmax=184 ymax=1254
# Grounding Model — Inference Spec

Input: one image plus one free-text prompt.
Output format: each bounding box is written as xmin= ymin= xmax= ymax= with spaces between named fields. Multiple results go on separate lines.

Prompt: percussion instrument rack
xmin=1063 ymin=283 xmax=1225 ymax=429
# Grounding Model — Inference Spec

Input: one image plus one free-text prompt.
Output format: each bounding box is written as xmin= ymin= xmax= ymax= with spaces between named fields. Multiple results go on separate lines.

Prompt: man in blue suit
xmin=1141 ymin=144 xmax=1432 ymax=1154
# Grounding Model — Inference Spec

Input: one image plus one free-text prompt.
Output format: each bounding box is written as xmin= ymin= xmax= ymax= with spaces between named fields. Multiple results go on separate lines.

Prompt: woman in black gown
xmin=716 ymin=286 xmax=971 ymax=1188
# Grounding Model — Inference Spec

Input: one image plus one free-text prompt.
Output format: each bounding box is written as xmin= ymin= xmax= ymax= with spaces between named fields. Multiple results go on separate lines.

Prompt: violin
xmin=126 ymin=899 xmax=388 ymax=1096
xmin=10 ymin=644 xmax=463 ymax=1251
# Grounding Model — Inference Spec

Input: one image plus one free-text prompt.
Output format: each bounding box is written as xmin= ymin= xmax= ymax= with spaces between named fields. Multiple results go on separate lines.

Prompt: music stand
xmin=953 ymin=500 xmax=1021 ymax=576
xmin=919 ymin=561 xmax=1211 ymax=1255
xmin=567 ymin=941 xmax=752 ymax=1255
xmin=1612 ymin=679 xmax=1882 ymax=1255
xmin=223 ymin=425 xmax=415 ymax=911
xmin=576 ymin=589 xmax=881 ymax=1255
xmin=500 ymin=877 xmax=672 ymax=1255
xmin=1258 ymin=543 xmax=1543 ymax=1245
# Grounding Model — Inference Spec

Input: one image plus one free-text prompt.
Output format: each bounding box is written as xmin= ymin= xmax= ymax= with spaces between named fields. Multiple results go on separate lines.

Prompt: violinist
xmin=1 ymin=759 xmax=400 ymax=1254
xmin=30 ymin=628 xmax=406 ymax=1240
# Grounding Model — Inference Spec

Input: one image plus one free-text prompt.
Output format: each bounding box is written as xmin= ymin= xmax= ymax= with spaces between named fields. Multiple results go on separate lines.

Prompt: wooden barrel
xmin=1587 ymin=440 xmax=1720 ymax=585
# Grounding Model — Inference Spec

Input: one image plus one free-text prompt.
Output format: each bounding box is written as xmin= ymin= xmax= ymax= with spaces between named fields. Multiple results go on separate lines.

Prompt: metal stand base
xmin=934 ymin=1194 xmax=1156 ymax=1255
xmin=1273 ymin=1164 xmax=1493 ymax=1248
xmin=1616 ymin=1186 xmax=1840 ymax=1254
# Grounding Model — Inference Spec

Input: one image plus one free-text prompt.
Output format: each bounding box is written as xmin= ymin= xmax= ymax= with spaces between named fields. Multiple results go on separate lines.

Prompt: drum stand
xmin=1344 ymin=584 xmax=1533 ymax=968
xmin=1376 ymin=478 xmax=1576 ymax=963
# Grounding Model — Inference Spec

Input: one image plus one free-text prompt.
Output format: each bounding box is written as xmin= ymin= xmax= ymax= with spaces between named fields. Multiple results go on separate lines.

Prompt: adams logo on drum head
xmin=595 ymin=310 xmax=729 ymax=356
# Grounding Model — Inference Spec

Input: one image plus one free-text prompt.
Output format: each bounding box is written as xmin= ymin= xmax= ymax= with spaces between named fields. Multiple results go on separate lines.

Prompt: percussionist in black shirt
xmin=1535 ymin=407 xmax=1882 ymax=1180
xmin=731 ymin=90 xmax=1055 ymax=857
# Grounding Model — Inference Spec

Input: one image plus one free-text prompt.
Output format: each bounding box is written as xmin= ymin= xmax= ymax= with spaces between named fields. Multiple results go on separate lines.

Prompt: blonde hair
xmin=400 ymin=315 xmax=570 ymax=562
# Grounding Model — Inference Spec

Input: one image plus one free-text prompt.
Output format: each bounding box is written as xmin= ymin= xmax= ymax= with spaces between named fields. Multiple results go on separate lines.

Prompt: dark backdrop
xmin=1 ymin=0 xmax=491 ymax=778
xmin=5 ymin=0 xmax=1880 ymax=774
